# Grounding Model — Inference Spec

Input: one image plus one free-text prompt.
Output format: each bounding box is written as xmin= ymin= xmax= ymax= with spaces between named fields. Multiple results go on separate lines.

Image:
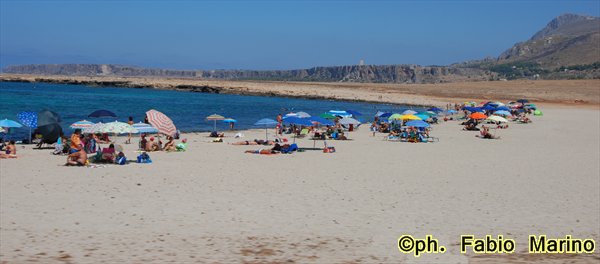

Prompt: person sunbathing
xmin=231 ymin=139 xmax=275 ymax=145
xmin=245 ymin=143 xmax=281 ymax=154
xmin=66 ymin=149 xmax=88 ymax=166
xmin=479 ymin=126 xmax=500 ymax=139
xmin=0 ymin=140 xmax=18 ymax=159
xmin=164 ymin=136 xmax=176 ymax=151
xmin=463 ymin=123 xmax=479 ymax=131
xmin=145 ymin=137 xmax=160 ymax=151
xmin=210 ymin=131 xmax=225 ymax=137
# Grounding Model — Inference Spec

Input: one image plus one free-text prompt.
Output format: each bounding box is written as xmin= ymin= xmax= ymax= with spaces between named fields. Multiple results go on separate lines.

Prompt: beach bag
xmin=137 ymin=152 xmax=152 ymax=163
xmin=323 ymin=146 xmax=336 ymax=153
xmin=116 ymin=155 xmax=127 ymax=165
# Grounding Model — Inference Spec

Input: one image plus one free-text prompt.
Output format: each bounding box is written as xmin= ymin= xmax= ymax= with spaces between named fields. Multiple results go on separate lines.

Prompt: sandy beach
xmin=1 ymin=105 xmax=598 ymax=263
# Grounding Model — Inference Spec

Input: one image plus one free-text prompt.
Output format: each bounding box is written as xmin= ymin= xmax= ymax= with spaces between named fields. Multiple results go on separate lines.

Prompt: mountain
xmin=497 ymin=13 xmax=600 ymax=68
xmin=2 ymin=13 xmax=599 ymax=82
xmin=1 ymin=64 xmax=494 ymax=84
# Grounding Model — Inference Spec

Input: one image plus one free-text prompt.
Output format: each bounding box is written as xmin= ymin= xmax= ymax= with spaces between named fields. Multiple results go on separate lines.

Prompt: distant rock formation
xmin=2 ymin=64 xmax=494 ymax=84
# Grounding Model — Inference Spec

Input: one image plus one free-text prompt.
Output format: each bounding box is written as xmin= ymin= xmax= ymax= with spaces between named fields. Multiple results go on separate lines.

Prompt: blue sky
xmin=1 ymin=0 xmax=598 ymax=70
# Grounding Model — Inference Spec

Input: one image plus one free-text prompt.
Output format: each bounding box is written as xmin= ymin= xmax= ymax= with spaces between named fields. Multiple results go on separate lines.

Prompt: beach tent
xmin=37 ymin=110 xmax=62 ymax=127
xmin=254 ymin=118 xmax=279 ymax=141
xmin=35 ymin=123 xmax=62 ymax=144
xmin=147 ymin=109 xmax=177 ymax=137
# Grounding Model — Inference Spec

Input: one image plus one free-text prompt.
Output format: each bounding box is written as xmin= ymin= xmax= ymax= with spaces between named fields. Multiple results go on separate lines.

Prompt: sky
xmin=1 ymin=0 xmax=599 ymax=70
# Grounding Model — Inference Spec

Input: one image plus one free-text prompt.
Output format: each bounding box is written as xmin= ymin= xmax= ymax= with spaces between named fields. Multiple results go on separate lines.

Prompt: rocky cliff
xmin=2 ymin=64 xmax=494 ymax=84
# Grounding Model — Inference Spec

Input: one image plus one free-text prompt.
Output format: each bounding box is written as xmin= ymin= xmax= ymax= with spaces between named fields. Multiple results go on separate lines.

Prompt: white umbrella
xmin=339 ymin=117 xmax=360 ymax=126
xmin=83 ymin=122 xmax=106 ymax=134
xmin=402 ymin=110 xmax=417 ymax=115
xmin=487 ymin=115 xmax=508 ymax=123
xmin=295 ymin=111 xmax=311 ymax=118
xmin=101 ymin=121 xmax=138 ymax=134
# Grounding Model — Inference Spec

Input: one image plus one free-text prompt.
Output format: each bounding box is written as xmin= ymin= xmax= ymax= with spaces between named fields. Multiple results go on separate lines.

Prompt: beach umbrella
xmin=132 ymin=122 xmax=159 ymax=134
xmin=402 ymin=110 xmax=417 ymax=115
xmin=0 ymin=127 xmax=4 ymax=133
xmin=101 ymin=121 xmax=138 ymax=134
xmin=400 ymin=114 xmax=422 ymax=121
xmin=69 ymin=120 xmax=94 ymax=130
xmin=88 ymin=110 xmax=117 ymax=118
xmin=17 ymin=111 xmax=38 ymax=143
xmin=223 ymin=118 xmax=237 ymax=123
xmin=379 ymin=112 xmax=392 ymax=118
xmin=388 ymin=113 xmax=403 ymax=121
xmin=283 ymin=116 xmax=313 ymax=126
xmin=206 ymin=114 xmax=225 ymax=132
xmin=295 ymin=111 xmax=311 ymax=118
xmin=346 ymin=110 xmax=363 ymax=116
xmin=254 ymin=118 xmax=279 ymax=141
xmin=320 ymin=113 xmax=336 ymax=119
xmin=482 ymin=105 xmax=496 ymax=111
xmin=309 ymin=116 xmax=335 ymax=126
xmin=493 ymin=110 xmax=512 ymax=116
xmin=37 ymin=110 xmax=61 ymax=127
xmin=517 ymin=99 xmax=529 ymax=104
xmin=426 ymin=111 xmax=438 ymax=116
xmin=495 ymin=106 xmax=510 ymax=111
xmin=469 ymin=112 xmax=488 ymax=120
xmin=462 ymin=106 xmax=483 ymax=112
xmin=487 ymin=115 xmax=508 ymax=123
xmin=405 ymin=120 xmax=430 ymax=128
xmin=35 ymin=123 xmax=62 ymax=144
xmin=0 ymin=119 xmax=23 ymax=128
xmin=147 ymin=109 xmax=177 ymax=137
xmin=329 ymin=110 xmax=350 ymax=117
xmin=446 ymin=109 xmax=457 ymax=114
xmin=339 ymin=117 xmax=360 ymax=126
xmin=428 ymin=107 xmax=443 ymax=113
xmin=83 ymin=122 xmax=106 ymax=134
xmin=415 ymin=114 xmax=430 ymax=121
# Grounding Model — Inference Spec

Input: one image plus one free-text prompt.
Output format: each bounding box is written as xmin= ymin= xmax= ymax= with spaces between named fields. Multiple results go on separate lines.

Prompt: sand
xmin=2 ymin=74 xmax=600 ymax=107
xmin=1 ymin=106 xmax=599 ymax=263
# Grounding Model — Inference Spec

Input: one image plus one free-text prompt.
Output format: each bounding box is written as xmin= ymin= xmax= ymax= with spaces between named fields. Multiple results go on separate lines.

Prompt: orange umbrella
xmin=470 ymin=112 xmax=488 ymax=120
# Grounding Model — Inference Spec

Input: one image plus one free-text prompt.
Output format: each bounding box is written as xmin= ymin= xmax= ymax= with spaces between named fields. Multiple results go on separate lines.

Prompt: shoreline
xmin=2 ymin=73 xmax=599 ymax=108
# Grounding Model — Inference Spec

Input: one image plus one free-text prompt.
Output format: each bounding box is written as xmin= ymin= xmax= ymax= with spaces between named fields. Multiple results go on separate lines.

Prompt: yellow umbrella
xmin=400 ymin=114 xmax=422 ymax=120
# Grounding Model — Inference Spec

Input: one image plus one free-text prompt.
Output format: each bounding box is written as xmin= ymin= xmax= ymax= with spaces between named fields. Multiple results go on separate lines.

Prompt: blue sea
xmin=0 ymin=81 xmax=425 ymax=139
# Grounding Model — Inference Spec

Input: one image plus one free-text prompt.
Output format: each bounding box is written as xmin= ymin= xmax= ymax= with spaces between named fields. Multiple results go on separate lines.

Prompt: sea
xmin=0 ymin=81 xmax=426 ymax=139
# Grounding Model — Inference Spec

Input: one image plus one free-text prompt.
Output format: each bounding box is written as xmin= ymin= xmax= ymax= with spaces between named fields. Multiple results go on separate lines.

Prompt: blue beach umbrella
xmin=379 ymin=112 xmax=392 ymax=118
xmin=0 ymin=119 xmax=23 ymax=140
xmin=493 ymin=110 xmax=512 ymax=117
xmin=405 ymin=120 xmax=430 ymax=128
xmin=18 ymin=111 xmax=38 ymax=143
xmin=346 ymin=110 xmax=363 ymax=116
xmin=254 ymin=118 xmax=279 ymax=141
xmin=88 ymin=110 xmax=117 ymax=118
xmin=427 ymin=107 xmax=443 ymax=113
xmin=283 ymin=116 xmax=313 ymax=126
xmin=415 ymin=114 xmax=430 ymax=121
xmin=223 ymin=118 xmax=237 ymax=123
xmin=495 ymin=106 xmax=510 ymax=111
xmin=308 ymin=116 xmax=335 ymax=126
xmin=132 ymin=122 xmax=159 ymax=134
xmin=0 ymin=119 xmax=23 ymax=128
xmin=482 ymin=105 xmax=496 ymax=111
xmin=462 ymin=106 xmax=484 ymax=113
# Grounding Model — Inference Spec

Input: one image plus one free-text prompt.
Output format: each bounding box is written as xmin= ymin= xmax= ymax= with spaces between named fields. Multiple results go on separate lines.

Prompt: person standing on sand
xmin=276 ymin=113 xmax=283 ymax=135
xmin=126 ymin=116 xmax=134 ymax=144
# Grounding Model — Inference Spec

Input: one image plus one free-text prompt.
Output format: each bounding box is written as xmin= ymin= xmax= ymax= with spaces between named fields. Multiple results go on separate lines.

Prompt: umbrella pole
xmin=265 ymin=126 xmax=268 ymax=141
xmin=29 ymin=127 xmax=31 ymax=144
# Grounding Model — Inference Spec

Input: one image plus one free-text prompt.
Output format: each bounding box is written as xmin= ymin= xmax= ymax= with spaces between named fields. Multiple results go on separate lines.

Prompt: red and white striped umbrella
xmin=146 ymin=109 xmax=177 ymax=136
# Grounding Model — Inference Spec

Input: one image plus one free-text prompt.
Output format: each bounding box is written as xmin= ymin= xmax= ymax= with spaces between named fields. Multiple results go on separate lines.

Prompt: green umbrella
xmin=319 ymin=113 xmax=336 ymax=119
xmin=388 ymin=113 xmax=403 ymax=121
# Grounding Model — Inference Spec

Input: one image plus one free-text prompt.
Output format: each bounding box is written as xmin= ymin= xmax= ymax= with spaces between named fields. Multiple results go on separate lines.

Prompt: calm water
xmin=1 ymin=81 xmax=425 ymax=139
